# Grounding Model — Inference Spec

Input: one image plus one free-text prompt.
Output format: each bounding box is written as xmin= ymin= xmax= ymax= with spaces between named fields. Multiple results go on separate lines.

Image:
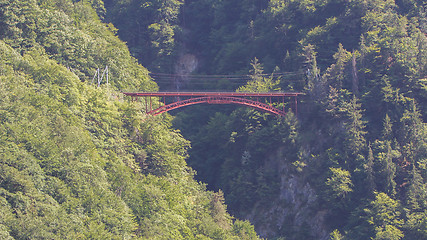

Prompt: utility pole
xmin=91 ymin=66 xmax=109 ymax=87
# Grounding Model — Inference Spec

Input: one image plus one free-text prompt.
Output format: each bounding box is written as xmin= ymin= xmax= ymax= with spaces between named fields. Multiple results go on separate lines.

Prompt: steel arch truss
xmin=122 ymin=92 xmax=303 ymax=117
xmin=148 ymin=96 xmax=286 ymax=116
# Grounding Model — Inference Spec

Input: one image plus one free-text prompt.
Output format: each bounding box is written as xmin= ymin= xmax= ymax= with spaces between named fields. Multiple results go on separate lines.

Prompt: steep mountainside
xmin=0 ymin=0 xmax=260 ymax=239
xmin=104 ymin=0 xmax=426 ymax=239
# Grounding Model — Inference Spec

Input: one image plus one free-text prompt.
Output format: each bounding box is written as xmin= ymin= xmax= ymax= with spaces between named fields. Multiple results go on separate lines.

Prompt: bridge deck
xmin=122 ymin=92 xmax=303 ymax=97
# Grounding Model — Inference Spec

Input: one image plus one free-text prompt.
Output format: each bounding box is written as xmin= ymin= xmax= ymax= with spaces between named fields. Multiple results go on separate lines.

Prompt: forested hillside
xmin=103 ymin=0 xmax=426 ymax=239
xmin=0 ymin=0 xmax=260 ymax=239
xmin=0 ymin=0 xmax=426 ymax=239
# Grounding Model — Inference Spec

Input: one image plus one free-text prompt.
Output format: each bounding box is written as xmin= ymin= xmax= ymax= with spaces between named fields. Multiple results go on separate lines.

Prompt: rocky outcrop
xmin=244 ymin=148 xmax=330 ymax=240
xmin=174 ymin=54 xmax=198 ymax=90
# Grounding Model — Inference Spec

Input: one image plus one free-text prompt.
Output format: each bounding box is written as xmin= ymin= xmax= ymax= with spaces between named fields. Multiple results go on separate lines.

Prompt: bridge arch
xmin=147 ymin=96 xmax=286 ymax=116
xmin=122 ymin=92 xmax=302 ymax=117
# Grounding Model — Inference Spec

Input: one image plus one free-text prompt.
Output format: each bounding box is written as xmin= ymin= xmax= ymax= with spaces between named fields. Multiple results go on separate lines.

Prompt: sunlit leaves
xmin=238 ymin=58 xmax=281 ymax=93
xmin=0 ymin=1 xmax=263 ymax=239
xmin=364 ymin=192 xmax=404 ymax=240
xmin=0 ymin=45 xmax=253 ymax=239
xmin=329 ymin=229 xmax=344 ymax=240
xmin=326 ymin=167 xmax=353 ymax=199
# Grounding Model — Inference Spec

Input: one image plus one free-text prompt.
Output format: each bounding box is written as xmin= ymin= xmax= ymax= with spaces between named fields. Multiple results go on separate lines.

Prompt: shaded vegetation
xmin=105 ymin=0 xmax=427 ymax=239
xmin=0 ymin=0 xmax=425 ymax=239
xmin=0 ymin=0 xmax=260 ymax=239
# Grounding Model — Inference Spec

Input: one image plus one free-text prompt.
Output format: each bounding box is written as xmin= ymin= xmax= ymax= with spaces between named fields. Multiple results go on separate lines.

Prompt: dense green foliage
xmin=0 ymin=0 xmax=261 ymax=239
xmin=104 ymin=0 xmax=183 ymax=73
xmin=105 ymin=0 xmax=426 ymax=239
xmin=1 ymin=0 xmax=426 ymax=239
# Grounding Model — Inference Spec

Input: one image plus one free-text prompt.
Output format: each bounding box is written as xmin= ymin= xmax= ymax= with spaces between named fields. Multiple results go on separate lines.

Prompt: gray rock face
xmin=244 ymin=148 xmax=330 ymax=240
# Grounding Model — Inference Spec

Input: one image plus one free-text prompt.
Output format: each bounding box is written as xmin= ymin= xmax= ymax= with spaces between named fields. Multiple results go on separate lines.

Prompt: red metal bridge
xmin=122 ymin=92 xmax=303 ymax=117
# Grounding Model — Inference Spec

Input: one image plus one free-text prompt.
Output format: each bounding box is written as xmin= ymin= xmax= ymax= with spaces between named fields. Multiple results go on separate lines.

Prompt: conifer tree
xmin=344 ymin=95 xmax=367 ymax=156
xmin=400 ymin=100 xmax=427 ymax=171
xmin=325 ymin=86 xmax=340 ymax=118
xmin=365 ymin=192 xmax=404 ymax=240
xmin=303 ymin=44 xmax=325 ymax=100
xmin=382 ymin=114 xmax=393 ymax=141
xmin=331 ymin=43 xmax=351 ymax=89
xmin=364 ymin=145 xmax=376 ymax=195
xmin=330 ymin=229 xmax=344 ymax=240
xmin=406 ymin=164 xmax=426 ymax=211
xmin=238 ymin=57 xmax=280 ymax=93
xmin=384 ymin=142 xmax=397 ymax=196
xmin=326 ymin=167 xmax=353 ymax=201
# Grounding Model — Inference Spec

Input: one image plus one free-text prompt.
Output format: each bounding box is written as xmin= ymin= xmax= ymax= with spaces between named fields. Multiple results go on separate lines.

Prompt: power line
xmin=152 ymin=78 xmax=305 ymax=84
xmin=149 ymin=71 xmax=303 ymax=78
xmin=149 ymin=71 xmax=305 ymax=91
xmin=149 ymin=71 xmax=304 ymax=84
